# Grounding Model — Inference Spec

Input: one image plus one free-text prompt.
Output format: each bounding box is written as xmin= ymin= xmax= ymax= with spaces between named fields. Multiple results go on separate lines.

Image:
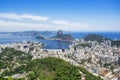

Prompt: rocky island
xmin=50 ymin=30 xmax=74 ymax=41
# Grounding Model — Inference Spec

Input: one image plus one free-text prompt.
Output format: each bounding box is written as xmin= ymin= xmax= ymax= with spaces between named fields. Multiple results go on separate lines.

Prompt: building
xmin=118 ymin=56 xmax=120 ymax=65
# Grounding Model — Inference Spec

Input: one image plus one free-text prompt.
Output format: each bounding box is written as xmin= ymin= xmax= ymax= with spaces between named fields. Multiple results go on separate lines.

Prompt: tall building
xmin=118 ymin=56 xmax=120 ymax=66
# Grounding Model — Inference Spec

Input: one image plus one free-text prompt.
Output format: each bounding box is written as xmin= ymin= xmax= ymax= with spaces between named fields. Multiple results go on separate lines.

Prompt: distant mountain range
xmin=0 ymin=31 xmax=56 ymax=38
xmin=0 ymin=31 xmax=119 ymax=41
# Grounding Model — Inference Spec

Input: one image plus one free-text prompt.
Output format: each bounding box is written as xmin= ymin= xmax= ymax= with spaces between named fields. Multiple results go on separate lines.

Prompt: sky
xmin=0 ymin=0 xmax=120 ymax=32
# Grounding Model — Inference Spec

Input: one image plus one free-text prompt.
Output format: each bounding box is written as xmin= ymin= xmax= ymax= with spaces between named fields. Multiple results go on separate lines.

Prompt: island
xmin=50 ymin=30 xmax=74 ymax=41
xmin=36 ymin=35 xmax=45 ymax=40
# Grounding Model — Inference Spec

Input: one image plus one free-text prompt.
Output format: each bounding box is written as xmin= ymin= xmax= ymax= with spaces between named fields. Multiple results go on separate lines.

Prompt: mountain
xmin=51 ymin=30 xmax=74 ymax=41
xmin=83 ymin=34 xmax=110 ymax=42
xmin=22 ymin=31 xmax=55 ymax=37
xmin=83 ymin=34 xmax=120 ymax=46
xmin=0 ymin=31 xmax=55 ymax=38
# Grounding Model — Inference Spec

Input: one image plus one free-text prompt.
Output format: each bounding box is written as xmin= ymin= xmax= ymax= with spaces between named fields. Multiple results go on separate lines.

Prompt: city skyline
xmin=0 ymin=0 xmax=119 ymax=32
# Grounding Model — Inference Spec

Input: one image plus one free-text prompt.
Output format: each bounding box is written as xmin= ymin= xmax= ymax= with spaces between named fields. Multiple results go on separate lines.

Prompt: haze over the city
xmin=0 ymin=0 xmax=119 ymax=32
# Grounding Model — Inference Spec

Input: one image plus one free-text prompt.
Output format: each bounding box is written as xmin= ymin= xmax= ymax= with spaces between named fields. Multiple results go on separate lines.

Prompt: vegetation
xmin=77 ymin=67 xmax=102 ymax=80
xmin=76 ymin=43 xmax=92 ymax=48
xmin=79 ymin=58 xmax=92 ymax=64
xmin=0 ymin=76 xmax=25 ymax=80
xmin=83 ymin=34 xmax=120 ymax=47
xmin=24 ymin=57 xmax=81 ymax=80
xmin=0 ymin=48 xmax=32 ymax=77
xmin=103 ymin=63 xmax=111 ymax=68
xmin=111 ymin=40 xmax=120 ymax=47
xmin=83 ymin=34 xmax=109 ymax=42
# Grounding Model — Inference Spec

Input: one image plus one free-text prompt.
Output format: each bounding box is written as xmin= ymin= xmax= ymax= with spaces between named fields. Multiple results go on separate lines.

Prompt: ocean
xmin=0 ymin=32 xmax=120 ymax=49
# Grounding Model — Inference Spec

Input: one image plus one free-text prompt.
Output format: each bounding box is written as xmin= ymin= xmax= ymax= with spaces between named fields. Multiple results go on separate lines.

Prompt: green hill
xmin=83 ymin=34 xmax=109 ymax=42
xmin=0 ymin=48 xmax=32 ymax=70
xmin=26 ymin=57 xmax=81 ymax=80
xmin=83 ymin=34 xmax=120 ymax=46
xmin=25 ymin=57 xmax=102 ymax=80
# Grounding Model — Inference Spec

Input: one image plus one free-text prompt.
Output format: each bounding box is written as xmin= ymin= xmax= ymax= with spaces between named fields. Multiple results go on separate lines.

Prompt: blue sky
xmin=0 ymin=0 xmax=119 ymax=32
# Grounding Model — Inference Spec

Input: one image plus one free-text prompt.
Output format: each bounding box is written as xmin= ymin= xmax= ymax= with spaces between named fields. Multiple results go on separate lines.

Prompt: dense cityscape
xmin=0 ymin=30 xmax=120 ymax=80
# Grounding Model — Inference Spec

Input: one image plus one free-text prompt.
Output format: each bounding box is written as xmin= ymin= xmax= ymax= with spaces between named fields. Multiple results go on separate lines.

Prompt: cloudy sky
xmin=0 ymin=0 xmax=119 ymax=32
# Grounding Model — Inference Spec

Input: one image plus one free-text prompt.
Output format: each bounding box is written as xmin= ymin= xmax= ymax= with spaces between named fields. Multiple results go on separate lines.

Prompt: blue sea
xmin=0 ymin=32 xmax=120 ymax=49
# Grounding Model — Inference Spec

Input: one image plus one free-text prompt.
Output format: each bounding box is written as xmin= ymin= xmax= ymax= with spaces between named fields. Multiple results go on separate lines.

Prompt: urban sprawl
xmin=0 ymin=39 xmax=120 ymax=80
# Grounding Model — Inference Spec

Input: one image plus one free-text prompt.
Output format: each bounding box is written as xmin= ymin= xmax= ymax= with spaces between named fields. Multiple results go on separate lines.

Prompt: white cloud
xmin=51 ymin=20 xmax=120 ymax=31
xmin=0 ymin=19 xmax=119 ymax=32
xmin=51 ymin=20 xmax=69 ymax=25
xmin=51 ymin=20 xmax=89 ymax=27
xmin=58 ymin=22 xmax=92 ymax=31
xmin=51 ymin=20 xmax=91 ymax=31
xmin=0 ymin=12 xmax=118 ymax=32
xmin=69 ymin=22 xmax=89 ymax=27
xmin=0 ymin=20 xmax=57 ymax=32
xmin=0 ymin=13 xmax=49 ymax=21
